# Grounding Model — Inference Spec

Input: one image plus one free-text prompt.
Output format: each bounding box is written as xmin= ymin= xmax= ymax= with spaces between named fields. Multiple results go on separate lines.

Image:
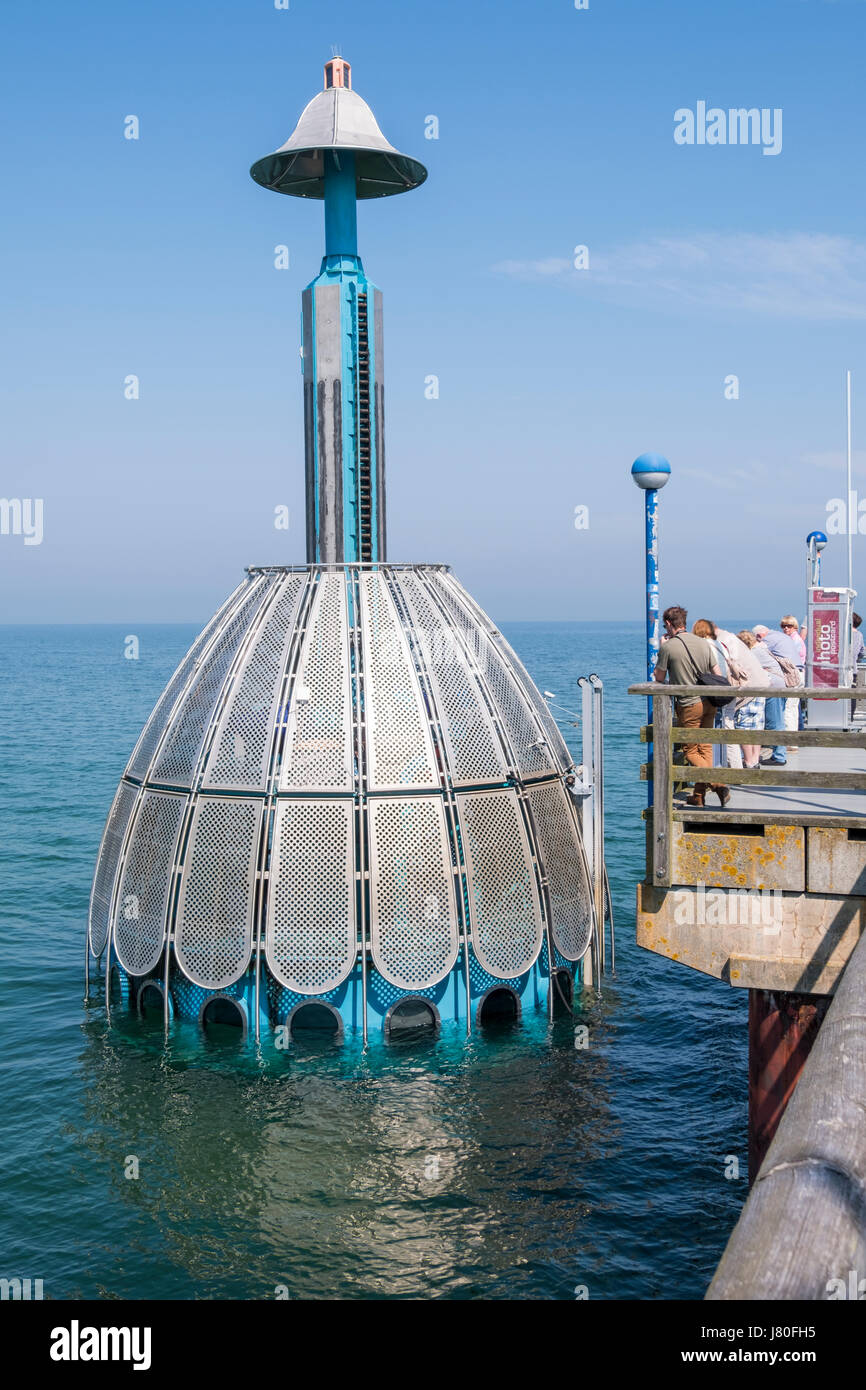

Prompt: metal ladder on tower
xmin=356 ymin=293 xmax=373 ymax=561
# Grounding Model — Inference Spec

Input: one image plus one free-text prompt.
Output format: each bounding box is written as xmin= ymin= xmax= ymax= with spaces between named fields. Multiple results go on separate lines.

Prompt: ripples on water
xmin=0 ymin=621 xmax=747 ymax=1299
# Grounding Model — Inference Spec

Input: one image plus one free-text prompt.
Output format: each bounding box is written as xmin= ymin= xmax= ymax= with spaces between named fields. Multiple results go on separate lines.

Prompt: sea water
xmin=0 ymin=621 xmax=746 ymax=1299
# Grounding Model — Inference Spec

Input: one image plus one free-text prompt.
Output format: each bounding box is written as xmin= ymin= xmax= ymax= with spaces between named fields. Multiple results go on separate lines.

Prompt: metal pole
xmin=646 ymin=486 xmax=660 ymax=808
xmin=847 ymin=369 xmax=853 ymax=596
xmin=590 ymin=675 xmax=605 ymax=977
xmin=323 ymin=151 xmax=358 ymax=259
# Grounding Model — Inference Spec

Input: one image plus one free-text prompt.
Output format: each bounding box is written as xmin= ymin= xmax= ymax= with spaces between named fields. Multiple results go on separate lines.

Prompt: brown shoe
xmin=684 ymin=793 xmax=705 ymax=807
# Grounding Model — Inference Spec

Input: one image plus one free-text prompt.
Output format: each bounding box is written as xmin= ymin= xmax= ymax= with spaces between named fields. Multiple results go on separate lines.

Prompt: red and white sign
xmin=812 ymin=605 xmax=842 ymax=687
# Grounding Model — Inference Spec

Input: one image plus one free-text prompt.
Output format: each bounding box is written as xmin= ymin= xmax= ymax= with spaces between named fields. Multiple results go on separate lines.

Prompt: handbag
xmin=776 ymin=656 xmax=802 ymax=689
xmin=695 ymin=668 xmax=736 ymax=709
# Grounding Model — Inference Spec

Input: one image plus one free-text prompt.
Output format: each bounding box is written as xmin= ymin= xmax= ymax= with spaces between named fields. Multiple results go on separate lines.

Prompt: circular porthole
xmin=137 ymin=980 xmax=171 ymax=1020
xmin=477 ymin=986 xmax=521 ymax=1027
xmin=288 ymin=1000 xmax=343 ymax=1041
xmin=200 ymin=995 xmax=247 ymax=1036
xmin=384 ymin=996 xmax=440 ymax=1039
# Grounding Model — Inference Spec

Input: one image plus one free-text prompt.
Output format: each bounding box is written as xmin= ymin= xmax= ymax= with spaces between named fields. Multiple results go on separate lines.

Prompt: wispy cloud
xmin=492 ymin=234 xmax=866 ymax=320
xmin=800 ymin=449 xmax=866 ymax=474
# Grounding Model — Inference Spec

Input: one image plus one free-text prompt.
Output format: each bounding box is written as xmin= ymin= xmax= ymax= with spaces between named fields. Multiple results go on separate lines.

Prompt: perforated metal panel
xmin=368 ymin=796 xmax=459 ymax=989
xmin=266 ymin=800 xmax=356 ymax=994
xmin=360 ymin=572 xmax=438 ymax=791
xmin=458 ymin=586 xmax=571 ymax=771
xmin=429 ymin=573 xmax=556 ymax=780
xmin=174 ymin=797 xmax=261 ymax=988
xmin=204 ymin=574 xmax=307 ymax=791
xmin=280 ymin=573 xmax=353 ymax=792
xmin=114 ymin=791 xmax=186 ymax=976
xmin=88 ymin=780 xmax=139 ymax=956
xmin=457 ymin=789 xmax=543 ymax=978
xmin=152 ymin=578 xmax=270 ymax=787
xmin=95 ymin=562 xmax=593 ymax=1018
xmin=528 ymin=781 xmax=592 ymax=961
xmin=392 ymin=571 xmax=508 ymax=787
xmin=126 ymin=580 xmax=247 ymax=781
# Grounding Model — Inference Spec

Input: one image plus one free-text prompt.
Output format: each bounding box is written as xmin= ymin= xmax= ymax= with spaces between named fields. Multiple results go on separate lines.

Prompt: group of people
xmin=653 ymin=606 xmax=808 ymax=808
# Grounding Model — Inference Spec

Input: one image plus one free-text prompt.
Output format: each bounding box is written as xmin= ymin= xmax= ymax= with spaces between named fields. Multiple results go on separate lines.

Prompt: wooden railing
xmin=627 ymin=684 xmax=866 ymax=888
xmin=706 ymin=922 xmax=866 ymax=1300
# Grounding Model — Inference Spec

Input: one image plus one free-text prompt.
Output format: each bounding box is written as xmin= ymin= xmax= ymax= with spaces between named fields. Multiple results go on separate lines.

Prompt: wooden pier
xmin=629 ymin=683 xmax=866 ymax=1296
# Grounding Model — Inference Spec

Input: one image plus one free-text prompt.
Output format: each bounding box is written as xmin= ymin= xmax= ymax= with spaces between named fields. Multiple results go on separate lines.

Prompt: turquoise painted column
xmin=323 ymin=152 xmax=358 ymax=259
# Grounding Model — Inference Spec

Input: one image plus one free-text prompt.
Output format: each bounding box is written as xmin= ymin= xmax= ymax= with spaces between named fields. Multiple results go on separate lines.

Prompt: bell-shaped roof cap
xmin=250 ymin=58 xmax=427 ymax=200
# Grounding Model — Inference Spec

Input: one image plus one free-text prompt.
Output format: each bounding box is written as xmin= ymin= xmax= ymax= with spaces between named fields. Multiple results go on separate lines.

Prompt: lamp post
xmin=632 ymin=453 xmax=671 ymax=808
xmin=806 ymin=529 xmax=827 ymax=590
xmin=631 ymin=452 xmax=671 ymax=685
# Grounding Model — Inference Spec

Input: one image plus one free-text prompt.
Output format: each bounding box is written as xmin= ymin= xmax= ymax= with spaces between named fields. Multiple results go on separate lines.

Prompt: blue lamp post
xmin=632 ymin=453 xmax=671 ymax=807
xmin=631 ymin=453 xmax=672 ymax=688
xmin=806 ymin=530 xmax=827 ymax=589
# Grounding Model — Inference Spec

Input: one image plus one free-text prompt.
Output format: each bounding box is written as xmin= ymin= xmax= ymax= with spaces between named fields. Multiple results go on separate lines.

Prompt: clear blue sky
xmin=2 ymin=0 xmax=864 ymax=625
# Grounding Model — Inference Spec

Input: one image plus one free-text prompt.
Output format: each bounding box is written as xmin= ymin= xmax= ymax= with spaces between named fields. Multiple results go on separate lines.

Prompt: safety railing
xmin=627 ymin=684 xmax=866 ymax=888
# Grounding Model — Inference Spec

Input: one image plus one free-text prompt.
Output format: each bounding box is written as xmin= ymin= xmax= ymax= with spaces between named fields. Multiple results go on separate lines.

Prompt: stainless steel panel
xmin=280 ymin=574 xmax=353 ymax=792
xmin=456 ymin=788 xmax=543 ymax=978
xmin=114 ymin=791 xmax=186 ymax=977
xmin=429 ymin=573 xmax=557 ymax=779
xmin=266 ymin=799 xmax=356 ymax=994
xmin=88 ymin=780 xmax=139 ymax=956
xmin=393 ymin=571 xmax=508 ymax=786
xmin=152 ymin=578 xmax=269 ymax=787
xmin=528 ymin=781 xmax=592 ymax=961
xmin=369 ymin=796 xmax=459 ymax=989
xmin=203 ymin=573 xmax=307 ymax=791
xmin=359 ymin=571 xmax=438 ymax=791
xmin=126 ymin=579 xmax=248 ymax=781
xmin=174 ymin=798 xmax=261 ymax=989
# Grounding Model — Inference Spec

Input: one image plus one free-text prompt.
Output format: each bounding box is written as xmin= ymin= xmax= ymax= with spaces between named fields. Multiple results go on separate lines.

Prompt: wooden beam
xmin=641 ymin=763 xmax=866 ymax=789
xmin=706 ymin=929 xmax=866 ymax=1299
xmin=630 ymin=683 xmax=861 ymax=699
xmin=670 ymin=809 xmax=866 ymax=830
xmin=641 ymin=725 xmax=866 ymax=746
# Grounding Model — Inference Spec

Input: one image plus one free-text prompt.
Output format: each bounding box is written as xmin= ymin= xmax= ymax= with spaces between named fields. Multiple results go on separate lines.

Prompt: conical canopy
xmin=250 ymin=66 xmax=427 ymax=200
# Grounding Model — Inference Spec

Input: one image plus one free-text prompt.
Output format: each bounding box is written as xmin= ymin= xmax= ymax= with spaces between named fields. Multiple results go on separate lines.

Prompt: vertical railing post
xmin=652 ymin=692 xmax=673 ymax=887
xmin=591 ymin=675 xmax=605 ymax=976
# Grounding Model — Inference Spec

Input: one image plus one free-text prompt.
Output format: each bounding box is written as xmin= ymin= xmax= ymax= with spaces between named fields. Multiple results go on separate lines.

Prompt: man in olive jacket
xmin=653 ymin=604 xmax=729 ymax=807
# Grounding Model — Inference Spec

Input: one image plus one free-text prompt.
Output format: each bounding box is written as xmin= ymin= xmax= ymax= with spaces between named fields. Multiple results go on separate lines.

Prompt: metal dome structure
xmin=88 ymin=58 xmax=598 ymax=1040
xmin=89 ymin=564 xmax=594 ymax=1037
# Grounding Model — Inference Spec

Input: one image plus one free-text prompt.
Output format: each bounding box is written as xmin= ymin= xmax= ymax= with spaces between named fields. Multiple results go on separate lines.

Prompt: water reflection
xmin=73 ymin=1002 xmax=615 ymax=1299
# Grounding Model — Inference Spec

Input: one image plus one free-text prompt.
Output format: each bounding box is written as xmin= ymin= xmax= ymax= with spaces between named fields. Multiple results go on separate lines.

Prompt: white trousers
xmin=783 ymin=696 xmax=800 ymax=732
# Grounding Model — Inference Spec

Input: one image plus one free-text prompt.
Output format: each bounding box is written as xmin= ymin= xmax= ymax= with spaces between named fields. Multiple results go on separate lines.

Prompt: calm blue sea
xmin=0 ymin=619 xmax=747 ymax=1300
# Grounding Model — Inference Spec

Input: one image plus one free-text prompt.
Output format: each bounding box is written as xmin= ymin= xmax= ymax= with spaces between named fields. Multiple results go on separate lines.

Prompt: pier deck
xmin=629 ymin=685 xmax=866 ymax=997
xmin=630 ymin=682 xmax=866 ymax=1289
xmin=683 ymin=744 xmax=866 ymax=821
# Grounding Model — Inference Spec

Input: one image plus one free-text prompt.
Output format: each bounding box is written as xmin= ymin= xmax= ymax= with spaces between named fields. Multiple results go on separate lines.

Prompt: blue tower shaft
xmin=303 ymin=152 xmax=385 ymax=564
